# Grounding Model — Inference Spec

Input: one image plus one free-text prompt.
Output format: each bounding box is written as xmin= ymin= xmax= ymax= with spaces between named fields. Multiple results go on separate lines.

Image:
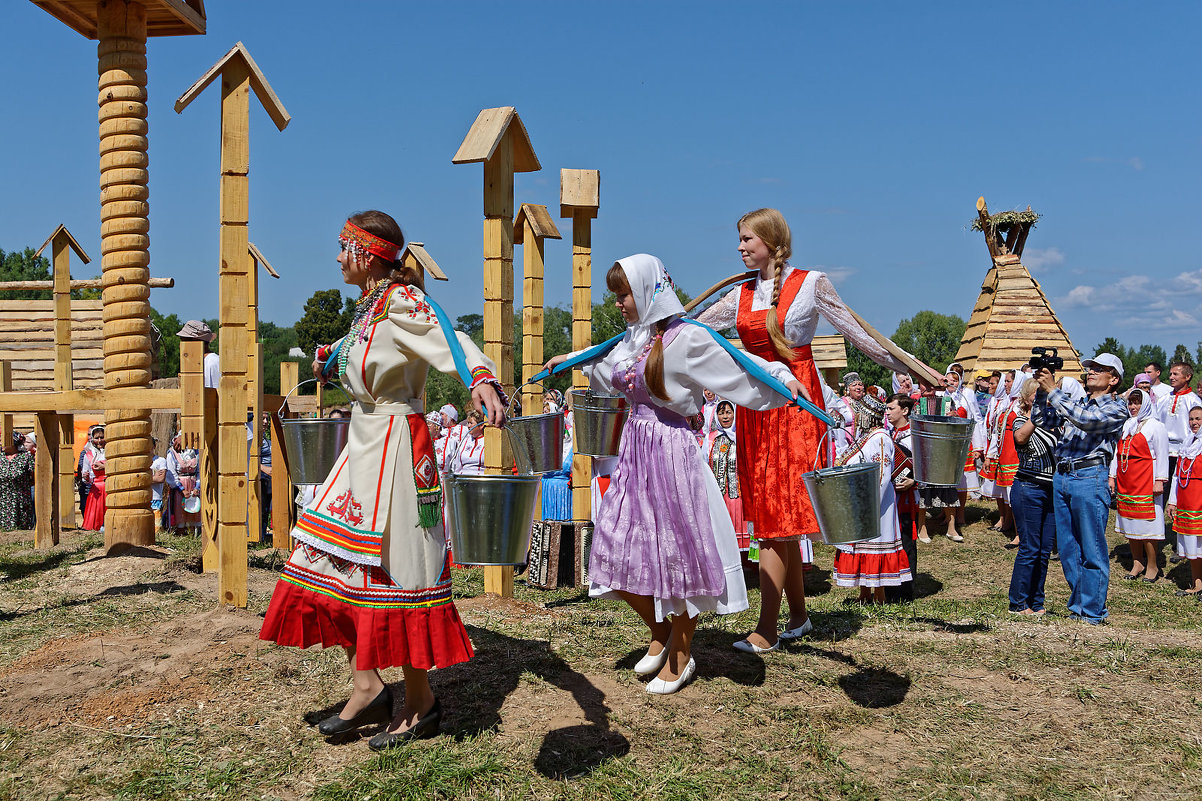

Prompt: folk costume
xmin=1169 ymin=429 xmax=1202 ymax=561
xmin=992 ymin=373 xmax=1029 ymax=502
xmin=703 ymin=401 xmax=746 ymax=549
xmin=1109 ymin=394 xmax=1169 ymax=540
xmin=0 ymin=446 xmax=35 ymax=531
xmin=832 ymin=396 xmax=911 ymax=588
xmin=261 ymin=221 xmax=503 ymax=672
xmin=81 ymin=431 xmax=106 ymax=532
xmin=580 ymin=255 xmax=796 ymax=620
xmin=887 ymin=420 xmax=919 ymax=601
xmin=165 ymin=443 xmax=201 ymax=530
xmin=978 ymin=377 xmax=1012 ymax=500
xmin=695 ymin=267 xmax=909 ymax=543
xmin=1157 ymin=385 xmax=1201 ymax=459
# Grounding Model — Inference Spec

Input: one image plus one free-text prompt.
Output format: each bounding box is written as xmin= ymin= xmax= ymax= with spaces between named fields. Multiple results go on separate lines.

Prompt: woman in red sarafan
xmin=259 ymin=211 xmax=507 ymax=751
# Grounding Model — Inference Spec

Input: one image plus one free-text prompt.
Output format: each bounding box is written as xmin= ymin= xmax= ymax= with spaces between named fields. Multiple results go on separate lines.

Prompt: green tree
xmin=891 ymin=310 xmax=967 ymax=374
xmin=149 ymin=308 xmax=183 ymax=379
xmin=295 ymin=289 xmax=352 ymax=354
xmin=1171 ymin=343 xmax=1194 ymax=368
xmin=0 ymin=247 xmax=52 ymax=300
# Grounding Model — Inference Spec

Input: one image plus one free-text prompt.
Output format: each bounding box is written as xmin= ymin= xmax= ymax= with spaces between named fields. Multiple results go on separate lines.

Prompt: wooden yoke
xmin=454 ymin=106 xmax=540 ymax=597
xmin=176 ymin=42 xmax=290 ymax=607
xmin=560 ymin=169 xmax=600 ymax=525
xmin=515 ymin=204 xmax=561 ymax=416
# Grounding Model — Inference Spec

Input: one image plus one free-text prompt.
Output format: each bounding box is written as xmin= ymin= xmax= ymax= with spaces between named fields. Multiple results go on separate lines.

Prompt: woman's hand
xmin=472 ymin=382 xmax=507 ymax=429
xmin=312 ymin=354 xmax=328 ymax=386
xmin=1154 ymin=479 xmax=1164 ymax=496
xmin=785 ymin=379 xmax=812 ymax=403
xmin=1167 ymin=503 xmax=1177 ymax=523
xmin=1108 ymin=477 xmax=1117 ymax=494
xmin=543 ymin=353 xmax=569 ymax=374
xmin=896 ymin=477 xmax=915 ymax=492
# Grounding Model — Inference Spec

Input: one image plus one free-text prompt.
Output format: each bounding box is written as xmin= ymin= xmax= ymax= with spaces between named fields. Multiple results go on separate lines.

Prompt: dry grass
xmin=1 ymin=504 xmax=1201 ymax=800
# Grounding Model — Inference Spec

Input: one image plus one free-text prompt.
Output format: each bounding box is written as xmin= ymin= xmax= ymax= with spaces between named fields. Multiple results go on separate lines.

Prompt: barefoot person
xmin=545 ymin=254 xmax=808 ymax=693
xmin=696 ymin=208 xmax=923 ymax=652
xmin=260 ymin=211 xmax=507 ymax=750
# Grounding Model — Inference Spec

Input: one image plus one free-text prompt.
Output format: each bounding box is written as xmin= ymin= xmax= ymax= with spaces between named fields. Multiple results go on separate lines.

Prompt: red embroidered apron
xmin=1174 ymin=456 xmax=1202 ymax=536
xmin=1115 ymin=432 xmax=1155 ymax=521
xmin=734 ymin=270 xmax=827 ymax=539
xmin=995 ymin=410 xmax=1020 ymax=488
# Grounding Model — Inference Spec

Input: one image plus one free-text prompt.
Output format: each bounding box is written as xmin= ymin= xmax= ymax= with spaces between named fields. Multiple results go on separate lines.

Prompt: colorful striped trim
xmin=280 ymin=562 xmax=454 ymax=610
xmin=295 ymin=508 xmax=384 ymax=557
xmin=1175 ymin=509 xmax=1202 ymax=536
xmin=1117 ymin=492 xmax=1155 ymax=520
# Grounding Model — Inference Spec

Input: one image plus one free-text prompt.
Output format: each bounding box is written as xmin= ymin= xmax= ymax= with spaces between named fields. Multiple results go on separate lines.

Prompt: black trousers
xmin=886 ymin=512 xmax=917 ymax=602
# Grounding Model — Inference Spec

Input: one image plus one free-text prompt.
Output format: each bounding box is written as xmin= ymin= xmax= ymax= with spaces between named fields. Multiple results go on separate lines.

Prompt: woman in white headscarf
xmin=704 ymin=400 xmax=746 ymax=549
xmin=992 ymin=371 xmax=1030 ymax=546
xmin=544 ymin=254 xmax=806 ymax=694
xmin=979 ymin=370 xmax=1014 ymax=520
xmin=1110 ymin=388 xmax=1169 ymax=581
xmin=1166 ymin=406 xmax=1202 ymax=596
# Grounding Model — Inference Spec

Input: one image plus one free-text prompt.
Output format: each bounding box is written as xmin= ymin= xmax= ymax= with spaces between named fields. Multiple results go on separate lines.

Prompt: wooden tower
xmin=31 ymin=0 xmax=207 ymax=552
xmin=955 ymin=197 xmax=1082 ymax=375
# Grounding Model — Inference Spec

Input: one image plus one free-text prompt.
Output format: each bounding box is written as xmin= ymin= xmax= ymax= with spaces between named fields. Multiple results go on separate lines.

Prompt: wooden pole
xmin=0 ymin=277 xmax=173 ymax=291
xmin=247 ymin=251 xmax=262 ymax=544
xmin=51 ymin=233 xmax=76 ymax=529
xmin=481 ymin=135 xmax=516 ymax=597
xmin=520 ymin=214 xmax=544 ymax=416
xmin=0 ymin=363 xmax=12 ymax=454
xmin=180 ymin=340 xmax=218 ymax=571
xmin=272 ymin=361 xmax=298 ymax=547
xmin=34 ymin=412 xmax=60 ymax=549
xmin=98 ymin=0 xmax=156 ymax=552
xmin=569 ymin=211 xmax=593 ymax=525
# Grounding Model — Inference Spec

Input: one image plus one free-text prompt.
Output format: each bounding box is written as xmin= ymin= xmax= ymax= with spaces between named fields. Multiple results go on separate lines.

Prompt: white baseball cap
xmin=1081 ymin=353 xmax=1124 ymax=380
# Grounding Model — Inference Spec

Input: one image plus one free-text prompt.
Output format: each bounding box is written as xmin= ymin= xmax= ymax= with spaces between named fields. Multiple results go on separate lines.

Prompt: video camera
xmin=1029 ymin=346 xmax=1064 ymax=372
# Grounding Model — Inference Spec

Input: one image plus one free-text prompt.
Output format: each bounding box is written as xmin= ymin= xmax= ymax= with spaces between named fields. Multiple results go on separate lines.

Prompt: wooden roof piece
xmin=31 ymin=0 xmax=206 ymax=38
xmin=513 ymin=204 xmax=562 ymax=244
xmin=248 ymin=242 xmax=279 ymax=279
xmin=401 ymin=242 xmax=448 ymax=282
xmin=451 ymin=107 xmax=540 ymax=173
xmin=560 ymin=169 xmax=600 ymax=218
xmin=954 ymin=198 xmax=1081 ymax=376
xmin=174 ymin=41 xmax=291 ymax=131
xmin=34 ymin=224 xmax=91 ymax=264
xmin=811 ymin=334 xmax=848 ymax=372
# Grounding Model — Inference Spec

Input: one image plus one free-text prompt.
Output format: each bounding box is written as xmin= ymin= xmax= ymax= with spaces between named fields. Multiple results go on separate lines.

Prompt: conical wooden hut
xmin=954 ymin=197 xmax=1082 ymax=376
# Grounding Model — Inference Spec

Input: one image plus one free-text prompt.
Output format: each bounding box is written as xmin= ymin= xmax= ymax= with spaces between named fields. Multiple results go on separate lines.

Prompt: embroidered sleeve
xmin=692 ymin=286 xmax=740 ymax=329
xmin=813 ymin=275 xmax=911 ymax=373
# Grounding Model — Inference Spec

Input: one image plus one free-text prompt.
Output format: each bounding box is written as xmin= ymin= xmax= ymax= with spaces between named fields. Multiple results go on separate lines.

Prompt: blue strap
xmin=422 ymin=293 xmax=475 ymax=388
xmin=680 ymin=319 xmax=836 ymax=426
xmin=321 ymin=340 xmax=342 ymax=377
xmin=528 ymin=332 xmax=626 ymax=385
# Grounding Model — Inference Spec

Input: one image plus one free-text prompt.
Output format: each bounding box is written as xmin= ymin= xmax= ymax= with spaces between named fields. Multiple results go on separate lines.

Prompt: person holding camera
xmin=1033 ymin=352 xmax=1129 ymax=624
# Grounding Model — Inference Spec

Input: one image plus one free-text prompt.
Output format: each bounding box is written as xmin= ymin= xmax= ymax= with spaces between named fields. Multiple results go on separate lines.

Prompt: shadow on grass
xmin=0 ymin=580 xmax=185 ymax=623
xmin=914 ymin=573 xmax=944 ymax=599
xmin=837 ymin=665 xmax=911 ymax=708
xmin=0 ymin=549 xmax=78 ymax=582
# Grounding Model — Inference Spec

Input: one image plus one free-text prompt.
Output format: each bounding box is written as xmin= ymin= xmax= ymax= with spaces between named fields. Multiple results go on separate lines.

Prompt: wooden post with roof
xmin=514 ymin=204 xmax=561 ymax=416
xmin=559 ymin=169 xmax=600 ymax=525
xmin=246 ymin=242 xmax=280 ymax=544
xmin=453 ymin=107 xmax=540 ymax=597
xmin=29 ymin=0 xmax=206 ymax=553
xmin=954 ymin=197 xmax=1082 ymax=376
xmin=175 ymin=41 xmax=290 ymax=606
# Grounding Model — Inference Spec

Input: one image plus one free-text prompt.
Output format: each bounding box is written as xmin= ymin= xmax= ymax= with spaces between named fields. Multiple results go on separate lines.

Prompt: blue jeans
xmin=1009 ymin=478 xmax=1055 ymax=611
xmin=1052 ymin=463 xmax=1111 ymax=622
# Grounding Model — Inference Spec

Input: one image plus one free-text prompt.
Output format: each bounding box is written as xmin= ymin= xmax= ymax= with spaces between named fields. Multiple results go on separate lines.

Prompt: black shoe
xmin=317 ymin=686 xmax=394 ymax=736
xmin=1142 ymin=573 xmax=1161 ymax=584
xmin=1122 ymin=573 xmax=1141 ymax=581
xmin=1169 ymin=554 xmax=1185 ymax=564
xmin=1175 ymin=589 xmax=1196 ymax=597
xmin=367 ymin=699 xmax=442 ymax=751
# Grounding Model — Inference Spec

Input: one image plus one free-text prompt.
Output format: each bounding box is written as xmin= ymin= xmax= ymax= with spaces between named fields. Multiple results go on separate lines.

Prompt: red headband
xmin=340 ymin=220 xmax=400 ymax=262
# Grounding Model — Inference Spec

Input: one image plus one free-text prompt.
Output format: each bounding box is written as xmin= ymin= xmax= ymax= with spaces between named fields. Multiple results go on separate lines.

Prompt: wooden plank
xmin=452 ymin=107 xmax=515 ymax=164
xmin=0 ymin=278 xmax=171 ymax=292
xmin=560 ymin=169 xmax=601 ymax=211
xmin=0 ymin=388 xmax=180 ymax=413
xmin=174 ymin=42 xmax=290 ymax=131
xmin=0 ymin=363 xmax=12 ymax=447
xmin=34 ymin=412 xmax=60 ymax=549
xmin=57 ymin=415 xmax=75 ymax=529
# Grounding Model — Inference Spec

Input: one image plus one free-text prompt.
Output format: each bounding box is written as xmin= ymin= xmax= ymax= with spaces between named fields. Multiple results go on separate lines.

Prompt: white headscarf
xmin=1058 ymin=376 xmax=1087 ymax=403
xmin=1008 ymin=370 xmax=1030 ymax=401
xmin=714 ymin=399 xmax=737 ymax=443
xmin=439 ymin=404 xmax=459 ymax=423
xmin=1123 ymin=387 xmax=1156 ymax=436
xmin=609 ymin=254 xmax=685 ymax=372
xmin=1180 ymin=421 xmax=1202 ymax=460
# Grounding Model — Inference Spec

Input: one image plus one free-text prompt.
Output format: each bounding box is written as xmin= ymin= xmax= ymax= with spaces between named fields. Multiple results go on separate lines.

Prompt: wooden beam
xmin=0 ymin=388 xmax=181 ymax=413
xmin=271 ymin=360 xmax=298 ymax=548
xmin=34 ymin=412 xmax=60 ymax=549
xmin=174 ymin=41 xmax=291 ymax=132
xmin=35 ymin=224 xmax=91 ymax=264
xmin=1 ymin=363 xmax=13 ymax=447
xmin=976 ymin=196 xmax=998 ymax=260
xmin=568 ymin=208 xmax=594 ymax=524
xmin=0 ymin=277 xmax=173 ymax=291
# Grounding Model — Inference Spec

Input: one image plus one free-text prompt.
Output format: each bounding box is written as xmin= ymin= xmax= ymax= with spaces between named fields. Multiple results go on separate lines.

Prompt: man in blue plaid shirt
xmin=1033 ymin=353 xmax=1128 ymax=624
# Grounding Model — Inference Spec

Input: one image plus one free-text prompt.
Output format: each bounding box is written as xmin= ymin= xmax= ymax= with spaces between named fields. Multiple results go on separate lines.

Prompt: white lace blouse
xmin=694 ymin=267 xmax=909 ymax=373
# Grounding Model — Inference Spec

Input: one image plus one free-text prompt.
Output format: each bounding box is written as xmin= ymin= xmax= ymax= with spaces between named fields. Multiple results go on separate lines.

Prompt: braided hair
xmin=737 ymin=208 xmax=794 ymax=361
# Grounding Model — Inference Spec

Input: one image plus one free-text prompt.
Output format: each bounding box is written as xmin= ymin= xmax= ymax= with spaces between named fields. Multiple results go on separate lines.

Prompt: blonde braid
xmin=764 ymin=246 xmax=793 ymax=361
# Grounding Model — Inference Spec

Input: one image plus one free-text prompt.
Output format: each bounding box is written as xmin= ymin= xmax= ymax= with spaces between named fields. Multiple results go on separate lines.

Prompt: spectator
xmin=177 ymin=320 xmax=219 ymax=389
xmin=259 ymin=412 xmax=273 ymax=544
xmin=150 ymin=438 xmax=167 ymax=529
xmin=1111 ymin=388 xmax=1169 ymax=582
xmin=1156 ymin=362 xmax=1200 ymax=475
xmin=542 ymin=388 xmax=565 ymax=414
xmin=0 ymin=433 xmax=35 ymax=530
xmin=81 ymin=426 xmax=107 ymax=532
xmin=1144 ymin=361 xmax=1171 ymax=404
xmin=885 ymin=393 xmax=918 ymax=602
xmin=1009 ymin=378 xmax=1060 ymax=615
xmin=1034 ymin=352 xmax=1128 ymax=624
xmin=165 ymin=432 xmax=201 ymax=533
xmin=1166 ymin=407 xmax=1202 ymax=598
xmin=449 ymin=409 xmax=486 ymax=475
xmin=704 ymin=400 xmax=746 ymax=549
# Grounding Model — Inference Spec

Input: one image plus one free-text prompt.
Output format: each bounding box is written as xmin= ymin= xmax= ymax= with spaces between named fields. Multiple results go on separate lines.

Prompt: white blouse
xmin=695 ymin=267 xmax=909 ymax=373
xmin=450 ymin=433 xmax=487 ymax=475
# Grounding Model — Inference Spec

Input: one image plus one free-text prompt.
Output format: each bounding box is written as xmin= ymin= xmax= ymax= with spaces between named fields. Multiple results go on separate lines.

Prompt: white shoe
xmin=778 ymin=617 xmax=814 ymax=641
xmin=646 ymin=657 xmax=696 ymax=695
xmin=732 ymin=637 xmax=779 ymax=654
xmin=633 ymin=647 xmax=668 ymax=677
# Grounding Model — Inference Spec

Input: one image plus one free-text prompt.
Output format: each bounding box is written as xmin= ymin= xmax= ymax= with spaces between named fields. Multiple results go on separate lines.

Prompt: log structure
xmin=559 ymin=169 xmax=600 ymax=524
xmin=175 ymin=42 xmax=290 ymax=606
xmin=453 ymin=106 xmax=540 ymax=597
xmin=954 ymin=197 xmax=1081 ymax=375
xmin=514 ymin=204 xmax=561 ymax=416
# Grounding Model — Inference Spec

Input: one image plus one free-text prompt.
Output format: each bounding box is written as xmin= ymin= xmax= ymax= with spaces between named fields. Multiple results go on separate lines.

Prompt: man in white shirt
xmin=1156 ymin=362 xmax=1201 ymax=466
xmin=1143 ymin=361 xmax=1172 ymax=404
xmin=177 ymin=320 xmax=219 ymax=388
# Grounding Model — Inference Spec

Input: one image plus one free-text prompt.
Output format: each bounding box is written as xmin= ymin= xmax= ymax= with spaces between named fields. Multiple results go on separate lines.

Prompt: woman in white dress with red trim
xmin=1110 ymin=388 xmax=1169 ymax=582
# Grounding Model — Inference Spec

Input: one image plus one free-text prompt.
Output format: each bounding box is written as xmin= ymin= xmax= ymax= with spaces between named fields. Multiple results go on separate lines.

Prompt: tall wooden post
xmin=272 ymin=360 xmax=299 ymax=548
xmin=35 ymin=225 xmax=91 ymax=530
xmin=515 ymin=205 xmax=562 ymax=416
xmin=180 ymin=340 xmax=218 ymax=571
xmin=0 ymin=363 xmax=12 ymax=458
xmin=453 ymin=107 xmax=541 ymax=597
xmin=34 ymin=413 xmax=60 ymax=549
xmin=176 ymin=42 xmax=290 ymax=606
xmin=246 ymin=243 xmax=280 ymax=545
xmin=560 ymin=169 xmax=600 ymax=523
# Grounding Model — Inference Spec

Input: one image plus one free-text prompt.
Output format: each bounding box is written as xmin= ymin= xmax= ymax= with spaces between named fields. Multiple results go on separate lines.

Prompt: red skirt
xmin=82 ymin=475 xmax=106 ymax=531
xmin=832 ymin=544 xmax=912 ymax=588
xmin=260 ymin=543 xmax=474 ymax=671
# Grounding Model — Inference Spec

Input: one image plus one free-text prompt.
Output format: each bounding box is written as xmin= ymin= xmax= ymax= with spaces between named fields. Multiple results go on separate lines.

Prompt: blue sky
xmin=2 ymin=1 xmax=1199 ymax=359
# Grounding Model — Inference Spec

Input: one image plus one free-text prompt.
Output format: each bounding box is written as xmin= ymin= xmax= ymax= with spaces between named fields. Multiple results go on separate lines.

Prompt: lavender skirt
xmin=590 ymin=405 xmax=748 ymax=618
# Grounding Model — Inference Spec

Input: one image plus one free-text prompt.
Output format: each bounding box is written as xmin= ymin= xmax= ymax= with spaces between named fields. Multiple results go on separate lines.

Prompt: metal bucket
xmin=910 ymin=414 xmax=975 ymax=487
xmin=445 ymin=473 xmax=541 ymax=565
xmin=801 ymin=462 xmax=883 ymax=544
xmin=279 ymin=418 xmax=350 ymax=484
xmin=504 ymin=411 xmax=564 ymax=474
xmin=571 ymin=390 xmax=627 ymax=457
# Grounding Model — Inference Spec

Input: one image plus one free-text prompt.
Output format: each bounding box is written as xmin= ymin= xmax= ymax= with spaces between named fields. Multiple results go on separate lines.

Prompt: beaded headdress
xmin=340 ymin=220 xmax=400 ymax=262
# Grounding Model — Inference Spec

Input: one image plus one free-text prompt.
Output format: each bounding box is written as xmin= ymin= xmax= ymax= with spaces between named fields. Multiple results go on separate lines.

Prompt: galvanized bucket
xmin=504 ymin=411 xmax=564 ymax=474
xmin=801 ymin=462 xmax=883 ymax=545
xmin=910 ymin=414 xmax=975 ymax=487
xmin=277 ymin=378 xmax=350 ymax=485
xmin=444 ymin=473 xmax=541 ymax=565
xmin=571 ymin=390 xmax=627 ymax=457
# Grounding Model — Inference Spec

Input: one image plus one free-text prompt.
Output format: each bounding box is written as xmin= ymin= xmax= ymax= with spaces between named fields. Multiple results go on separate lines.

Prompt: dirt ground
xmin=2 ymin=511 xmax=1202 ymax=800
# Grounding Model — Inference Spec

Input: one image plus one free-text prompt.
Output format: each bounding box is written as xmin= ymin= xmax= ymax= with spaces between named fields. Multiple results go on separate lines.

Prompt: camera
xmin=1029 ymin=346 xmax=1063 ymax=372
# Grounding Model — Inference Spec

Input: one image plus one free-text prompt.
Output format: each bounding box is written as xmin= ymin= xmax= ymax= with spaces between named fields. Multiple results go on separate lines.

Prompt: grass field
xmin=1 ymin=504 xmax=1201 ymax=800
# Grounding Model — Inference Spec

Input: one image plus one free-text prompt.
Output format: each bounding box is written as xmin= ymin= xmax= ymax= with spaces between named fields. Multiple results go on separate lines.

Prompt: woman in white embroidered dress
xmin=1110 ymin=388 xmax=1169 ymax=582
xmin=261 ymin=211 xmax=506 ymax=751
xmin=695 ymin=209 xmax=922 ymax=653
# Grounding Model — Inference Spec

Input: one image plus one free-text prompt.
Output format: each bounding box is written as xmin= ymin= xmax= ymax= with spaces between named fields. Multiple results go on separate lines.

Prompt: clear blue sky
xmin=3 ymin=1 xmax=1199 ymax=360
